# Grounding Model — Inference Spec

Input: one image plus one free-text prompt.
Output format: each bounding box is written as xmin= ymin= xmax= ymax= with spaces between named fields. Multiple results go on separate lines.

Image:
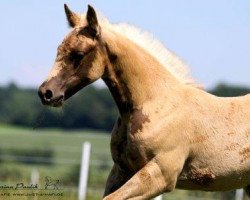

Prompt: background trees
xmin=0 ymin=83 xmax=249 ymax=131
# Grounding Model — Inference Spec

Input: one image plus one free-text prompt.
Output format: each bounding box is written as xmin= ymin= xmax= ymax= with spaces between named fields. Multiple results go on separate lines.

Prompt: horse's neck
xmin=102 ymin=31 xmax=182 ymax=117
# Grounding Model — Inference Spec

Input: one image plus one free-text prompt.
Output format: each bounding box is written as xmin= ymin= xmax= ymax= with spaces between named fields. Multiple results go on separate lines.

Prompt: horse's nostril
xmin=44 ymin=90 xmax=53 ymax=100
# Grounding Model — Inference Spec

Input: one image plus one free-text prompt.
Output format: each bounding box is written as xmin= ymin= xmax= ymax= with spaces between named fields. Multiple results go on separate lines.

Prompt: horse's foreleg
xmin=104 ymin=164 xmax=131 ymax=197
xmin=103 ymin=156 xmax=184 ymax=200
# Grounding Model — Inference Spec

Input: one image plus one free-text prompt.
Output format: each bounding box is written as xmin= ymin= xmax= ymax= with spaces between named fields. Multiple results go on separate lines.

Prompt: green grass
xmin=0 ymin=125 xmax=112 ymax=200
xmin=0 ymin=125 xmax=111 ymax=159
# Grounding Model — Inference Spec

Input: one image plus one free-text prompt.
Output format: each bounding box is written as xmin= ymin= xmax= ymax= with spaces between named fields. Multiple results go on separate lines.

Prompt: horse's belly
xmin=176 ymin=156 xmax=250 ymax=191
xmin=177 ymin=171 xmax=250 ymax=191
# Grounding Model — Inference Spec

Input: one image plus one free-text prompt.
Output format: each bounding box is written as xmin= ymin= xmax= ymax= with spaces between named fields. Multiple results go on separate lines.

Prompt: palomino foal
xmin=38 ymin=4 xmax=250 ymax=199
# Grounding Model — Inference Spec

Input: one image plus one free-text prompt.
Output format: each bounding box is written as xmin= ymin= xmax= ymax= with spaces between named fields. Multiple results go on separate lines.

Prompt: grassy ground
xmin=0 ymin=125 xmax=111 ymax=199
xmin=0 ymin=125 xmax=246 ymax=200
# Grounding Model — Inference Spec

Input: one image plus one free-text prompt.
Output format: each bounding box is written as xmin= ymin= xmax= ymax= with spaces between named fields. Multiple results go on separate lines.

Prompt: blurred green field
xmin=0 ymin=124 xmax=111 ymax=157
xmin=0 ymin=125 xmax=246 ymax=200
xmin=0 ymin=125 xmax=112 ymax=200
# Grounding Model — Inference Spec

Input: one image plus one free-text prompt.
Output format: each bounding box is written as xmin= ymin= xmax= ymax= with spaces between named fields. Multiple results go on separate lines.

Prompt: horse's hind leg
xmin=244 ymin=185 xmax=250 ymax=198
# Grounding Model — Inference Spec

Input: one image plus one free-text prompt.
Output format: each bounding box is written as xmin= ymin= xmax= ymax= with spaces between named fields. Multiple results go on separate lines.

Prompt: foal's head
xmin=38 ymin=5 xmax=108 ymax=107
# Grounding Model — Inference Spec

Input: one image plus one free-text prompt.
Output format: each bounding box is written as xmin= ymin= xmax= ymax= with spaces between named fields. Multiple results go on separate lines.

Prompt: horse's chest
xmin=111 ymin=126 xmax=151 ymax=172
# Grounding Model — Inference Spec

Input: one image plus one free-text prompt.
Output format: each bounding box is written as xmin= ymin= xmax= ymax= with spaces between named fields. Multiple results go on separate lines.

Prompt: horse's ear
xmin=64 ymin=4 xmax=80 ymax=28
xmin=86 ymin=5 xmax=99 ymax=36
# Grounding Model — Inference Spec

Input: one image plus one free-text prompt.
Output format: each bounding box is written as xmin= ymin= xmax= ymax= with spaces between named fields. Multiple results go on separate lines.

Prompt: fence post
xmin=78 ymin=142 xmax=91 ymax=200
xmin=31 ymin=168 xmax=39 ymax=185
xmin=154 ymin=195 xmax=163 ymax=200
xmin=235 ymin=189 xmax=244 ymax=200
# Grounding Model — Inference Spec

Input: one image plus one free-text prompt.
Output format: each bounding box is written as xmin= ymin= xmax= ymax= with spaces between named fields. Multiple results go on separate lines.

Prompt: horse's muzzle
xmin=38 ymin=84 xmax=64 ymax=107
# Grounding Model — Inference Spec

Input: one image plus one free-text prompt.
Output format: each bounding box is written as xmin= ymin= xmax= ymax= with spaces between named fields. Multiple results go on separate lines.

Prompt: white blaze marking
xmin=46 ymin=62 xmax=62 ymax=81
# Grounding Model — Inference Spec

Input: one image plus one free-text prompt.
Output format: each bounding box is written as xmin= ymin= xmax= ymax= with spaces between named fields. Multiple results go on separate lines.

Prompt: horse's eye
xmin=69 ymin=51 xmax=84 ymax=68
